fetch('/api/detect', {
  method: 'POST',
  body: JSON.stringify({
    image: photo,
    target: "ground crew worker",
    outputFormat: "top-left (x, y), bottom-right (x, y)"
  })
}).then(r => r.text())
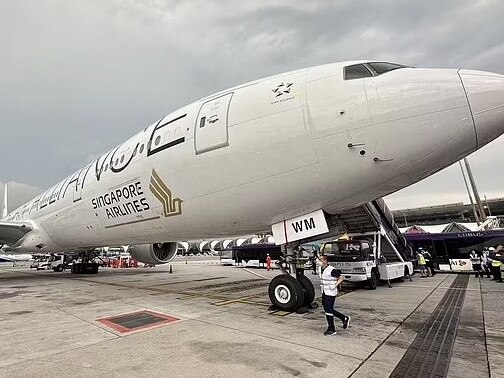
top-left (417, 251), bottom-right (427, 277)
top-left (266, 254), bottom-right (272, 271)
top-left (482, 249), bottom-right (492, 278)
top-left (424, 250), bottom-right (436, 276)
top-left (470, 250), bottom-right (483, 278)
top-left (318, 255), bottom-right (350, 336)
top-left (491, 254), bottom-right (503, 282)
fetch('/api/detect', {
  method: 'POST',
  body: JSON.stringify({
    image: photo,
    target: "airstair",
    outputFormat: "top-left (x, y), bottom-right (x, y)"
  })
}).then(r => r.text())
top-left (335, 199), bottom-right (414, 262)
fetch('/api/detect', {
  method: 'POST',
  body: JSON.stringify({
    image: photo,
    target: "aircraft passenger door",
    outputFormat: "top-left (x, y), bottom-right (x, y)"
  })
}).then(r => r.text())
top-left (73, 166), bottom-right (88, 202)
top-left (194, 93), bottom-right (233, 154)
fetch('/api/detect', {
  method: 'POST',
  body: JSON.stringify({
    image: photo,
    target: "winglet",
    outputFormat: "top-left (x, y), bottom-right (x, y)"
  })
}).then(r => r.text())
top-left (2, 182), bottom-right (8, 218)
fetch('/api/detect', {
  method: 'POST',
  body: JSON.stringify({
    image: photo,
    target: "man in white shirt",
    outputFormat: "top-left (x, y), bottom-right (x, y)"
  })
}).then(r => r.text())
top-left (318, 255), bottom-right (351, 336)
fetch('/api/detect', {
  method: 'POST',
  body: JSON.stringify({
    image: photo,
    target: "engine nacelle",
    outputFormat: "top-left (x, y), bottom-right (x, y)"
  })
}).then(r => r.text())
top-left (128, 242), bottom-right (178, 265)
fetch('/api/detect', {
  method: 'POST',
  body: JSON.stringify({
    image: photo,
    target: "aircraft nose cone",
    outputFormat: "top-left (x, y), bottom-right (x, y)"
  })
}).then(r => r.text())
top-left (459, 69), bottom-right (504, 149)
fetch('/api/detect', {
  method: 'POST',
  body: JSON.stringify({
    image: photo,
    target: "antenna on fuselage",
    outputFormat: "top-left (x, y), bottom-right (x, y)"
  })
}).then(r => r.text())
top-left (2, 182), bottom-right (8, 218)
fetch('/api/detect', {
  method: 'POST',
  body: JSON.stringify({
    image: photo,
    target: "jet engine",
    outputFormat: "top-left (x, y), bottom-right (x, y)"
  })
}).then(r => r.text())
top-left (128, 242), bottom-right (178, 265)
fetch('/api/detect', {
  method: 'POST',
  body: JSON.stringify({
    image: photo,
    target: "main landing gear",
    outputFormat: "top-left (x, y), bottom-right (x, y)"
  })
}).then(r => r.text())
top-left (71, 250), bottom-right (101, 274)
top-left (268, 242), bottom-right (317, 312)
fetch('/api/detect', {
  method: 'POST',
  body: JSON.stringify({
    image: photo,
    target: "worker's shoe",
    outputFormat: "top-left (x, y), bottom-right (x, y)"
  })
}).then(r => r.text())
top-left (342, 316), bottom-right (351, 330)
top-left (324, 329), bottom-right (337, 336)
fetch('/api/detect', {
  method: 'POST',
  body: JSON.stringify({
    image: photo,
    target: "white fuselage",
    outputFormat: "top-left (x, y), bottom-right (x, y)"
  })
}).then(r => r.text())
top-left (3, 61), bottom-right (504, 252)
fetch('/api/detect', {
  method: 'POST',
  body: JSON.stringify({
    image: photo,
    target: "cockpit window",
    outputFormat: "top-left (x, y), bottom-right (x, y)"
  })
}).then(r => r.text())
top-left (344, 64), bottom-right (373, 80)
top-left (366, 62), bottom-right (407, 75)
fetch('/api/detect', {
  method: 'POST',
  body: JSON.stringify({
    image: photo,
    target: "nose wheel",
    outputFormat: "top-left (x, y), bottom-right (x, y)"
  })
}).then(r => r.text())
top-left (268, 275), bottom-right (305, 311)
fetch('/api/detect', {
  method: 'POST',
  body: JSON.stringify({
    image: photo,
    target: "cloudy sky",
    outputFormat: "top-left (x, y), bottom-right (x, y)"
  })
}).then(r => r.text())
top-left (1, 0), bottom-right (504, 212)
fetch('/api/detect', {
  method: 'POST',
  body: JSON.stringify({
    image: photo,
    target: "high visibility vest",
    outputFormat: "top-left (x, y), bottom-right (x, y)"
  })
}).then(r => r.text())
top-left (492, 260), bottom-right (502, 268)
top-left (320, 265), bottom-right (338, 296)
top-left (470, 253), bottom-right (480, 264)
top-left (418, 254), bottom-right (426, 265)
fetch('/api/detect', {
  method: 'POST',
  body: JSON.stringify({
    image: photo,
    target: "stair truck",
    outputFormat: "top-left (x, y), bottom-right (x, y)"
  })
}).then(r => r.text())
top-left (321, 228), bottom-right (414, 289)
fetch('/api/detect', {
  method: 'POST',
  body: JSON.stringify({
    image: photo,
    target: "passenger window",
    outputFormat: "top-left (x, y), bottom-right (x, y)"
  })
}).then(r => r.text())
top-left (367, 62), bottom-right (407, 75)
top-left (139, 144), bottom-right (144, 154)
top-left (344, 64), bottom-right (373, 80)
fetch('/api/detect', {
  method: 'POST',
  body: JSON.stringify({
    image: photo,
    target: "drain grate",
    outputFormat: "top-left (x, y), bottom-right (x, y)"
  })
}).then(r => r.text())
top-left (390, 274), bottom-right (469, 378)
top-left (97, 309), bottom-right (179, 334)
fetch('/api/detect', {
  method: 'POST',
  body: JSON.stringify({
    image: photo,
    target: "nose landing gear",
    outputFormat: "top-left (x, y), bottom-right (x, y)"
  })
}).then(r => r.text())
top-left (268, 243), bottom-right (317, 312)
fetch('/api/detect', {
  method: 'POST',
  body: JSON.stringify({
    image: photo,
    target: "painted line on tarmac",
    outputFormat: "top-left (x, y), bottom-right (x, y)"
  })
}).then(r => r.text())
top-left (241, 268), bottom-right (268, 279)
top-left (269, 310), bottom-right (292, 317)
top-left (212, 294), bottom-right (263, 306)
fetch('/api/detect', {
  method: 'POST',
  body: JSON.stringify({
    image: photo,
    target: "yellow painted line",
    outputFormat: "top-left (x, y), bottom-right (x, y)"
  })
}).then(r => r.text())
top-left (212, 295), bottom-right (259, 306)
top-left (270, 310), bottom-right (292, 317)
top-left (176, 294), bottom-right (201, 300)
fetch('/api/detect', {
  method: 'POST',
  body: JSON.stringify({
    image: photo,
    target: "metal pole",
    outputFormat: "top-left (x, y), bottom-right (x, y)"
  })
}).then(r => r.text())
top-left (463, 158), bottom-right (487, 223)
top-left (484, 195), bottom-right (492, 216)
top-left (459, 161), bottom-right (480, 225)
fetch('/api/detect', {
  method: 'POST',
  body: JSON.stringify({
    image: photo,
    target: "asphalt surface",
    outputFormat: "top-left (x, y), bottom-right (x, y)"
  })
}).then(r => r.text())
top-left (0, 259), bottom-right (502, 377)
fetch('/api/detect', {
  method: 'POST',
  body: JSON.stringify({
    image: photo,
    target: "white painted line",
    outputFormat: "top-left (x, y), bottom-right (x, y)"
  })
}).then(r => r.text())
top-left (242, 268), bottom-right (268, 280)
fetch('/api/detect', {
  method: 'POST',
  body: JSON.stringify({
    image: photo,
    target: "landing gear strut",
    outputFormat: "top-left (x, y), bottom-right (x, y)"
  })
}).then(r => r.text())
top-left (71, 250), bottom-right (101, 274)
top-left (268, 242), bottom-right (317, 312)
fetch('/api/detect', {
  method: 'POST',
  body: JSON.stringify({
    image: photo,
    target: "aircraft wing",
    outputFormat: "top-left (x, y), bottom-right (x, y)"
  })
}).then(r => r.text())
top-left (0, 221), bottom-right (32, 245)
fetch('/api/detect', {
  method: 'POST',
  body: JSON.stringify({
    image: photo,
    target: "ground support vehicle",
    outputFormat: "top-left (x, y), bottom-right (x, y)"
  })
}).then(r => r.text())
top-left (47, 254), bottom-right (74, 272)
top-left (322, 230), bottom-right (413, 289)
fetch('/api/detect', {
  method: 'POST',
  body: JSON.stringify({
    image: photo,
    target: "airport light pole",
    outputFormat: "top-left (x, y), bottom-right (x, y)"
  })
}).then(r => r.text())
top-left (463, 158), bottom-right (487, 224)
top-left (459, 161), bottom-right (480, 225)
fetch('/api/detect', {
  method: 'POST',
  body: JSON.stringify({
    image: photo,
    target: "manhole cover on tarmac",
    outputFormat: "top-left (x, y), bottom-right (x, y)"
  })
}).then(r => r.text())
top-left (97, 310), bottom-right (179, 334)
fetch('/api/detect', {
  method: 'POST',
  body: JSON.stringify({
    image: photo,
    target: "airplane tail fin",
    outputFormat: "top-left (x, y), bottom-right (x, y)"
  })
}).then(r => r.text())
top-left (2, 182), bottom-right (7, 218)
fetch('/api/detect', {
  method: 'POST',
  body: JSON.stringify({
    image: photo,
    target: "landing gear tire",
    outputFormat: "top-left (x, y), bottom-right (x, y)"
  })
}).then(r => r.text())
top-left (368, 270), bottom-right (378, 290)
top-left (268, 275), bottom-right (305, 312)
top-left (297, 275), bottom-right (315, 307)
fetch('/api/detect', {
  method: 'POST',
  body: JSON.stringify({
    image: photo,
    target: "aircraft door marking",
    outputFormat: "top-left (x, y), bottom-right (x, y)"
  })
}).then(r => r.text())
top-left (194, 92), bottom-right (233, 154)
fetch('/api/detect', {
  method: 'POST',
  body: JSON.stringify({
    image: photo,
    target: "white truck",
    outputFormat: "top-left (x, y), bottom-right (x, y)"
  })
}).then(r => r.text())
top-left (321, 231), bottom-right (413, 289)
top-left (47, 254), bottom-right (74, 272)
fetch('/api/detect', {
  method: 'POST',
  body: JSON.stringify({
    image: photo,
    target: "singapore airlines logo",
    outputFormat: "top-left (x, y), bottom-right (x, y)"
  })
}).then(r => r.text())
top-left (149, 169), bottom-right (182, 217)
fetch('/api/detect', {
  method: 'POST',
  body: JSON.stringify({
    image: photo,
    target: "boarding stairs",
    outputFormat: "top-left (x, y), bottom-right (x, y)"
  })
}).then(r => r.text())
top-left (335, 199), bottom-right (413, 263)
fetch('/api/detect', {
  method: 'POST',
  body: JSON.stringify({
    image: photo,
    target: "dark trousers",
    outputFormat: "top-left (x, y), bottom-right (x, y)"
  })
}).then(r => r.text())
top-left (322, 293), bottom-right (346, 331)
top-left (483, 263), bottom-right (492, 278)
top-left (426, 261), bottom-right (436, 276)
top-left (492, 266), bottom-right (502, 282)
top-left (472, 263), bottom-right (483, 278)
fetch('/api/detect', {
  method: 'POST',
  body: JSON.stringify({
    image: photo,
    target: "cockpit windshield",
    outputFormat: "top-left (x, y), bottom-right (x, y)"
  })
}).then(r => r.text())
top-left (344, 62), bottom-right (409, 80)
top-left (366, 62), bottom-right (408, 75)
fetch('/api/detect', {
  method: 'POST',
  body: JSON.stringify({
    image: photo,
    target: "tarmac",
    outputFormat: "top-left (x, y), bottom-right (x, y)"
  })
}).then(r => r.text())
top-left (0, 257), bottom-right (503, 378)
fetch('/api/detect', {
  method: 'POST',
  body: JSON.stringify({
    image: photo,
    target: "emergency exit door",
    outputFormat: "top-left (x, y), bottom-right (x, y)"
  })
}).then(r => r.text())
top-left (194, 92), bottom-right (233, 154)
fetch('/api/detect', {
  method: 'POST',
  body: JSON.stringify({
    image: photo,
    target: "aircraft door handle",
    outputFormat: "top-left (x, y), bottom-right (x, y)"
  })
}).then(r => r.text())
top-left (348, 143), bottom-right (365, 148)
top-left (373, 157), bottom-right (394, 162)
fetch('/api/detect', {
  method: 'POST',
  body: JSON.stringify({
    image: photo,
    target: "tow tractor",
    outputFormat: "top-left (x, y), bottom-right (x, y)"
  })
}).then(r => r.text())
top-left (321, 231), bottom-right (413, 289)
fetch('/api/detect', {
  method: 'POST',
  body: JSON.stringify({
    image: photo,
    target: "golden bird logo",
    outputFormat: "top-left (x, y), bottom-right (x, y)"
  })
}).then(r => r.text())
top-left (149, 169), bottom-right (182, 217)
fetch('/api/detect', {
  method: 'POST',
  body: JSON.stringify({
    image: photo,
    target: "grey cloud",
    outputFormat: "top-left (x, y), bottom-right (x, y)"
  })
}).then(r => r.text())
top-left (1, 0), bottom-right (504, 210)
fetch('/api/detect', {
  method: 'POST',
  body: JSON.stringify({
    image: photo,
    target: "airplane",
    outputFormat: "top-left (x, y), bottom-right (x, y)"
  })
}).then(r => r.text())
top-left (1, 60), bottom-right (503, 311)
